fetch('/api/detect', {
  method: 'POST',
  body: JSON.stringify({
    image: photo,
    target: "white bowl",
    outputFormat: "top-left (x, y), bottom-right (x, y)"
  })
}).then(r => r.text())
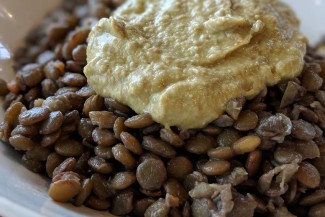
top-left (0, 0), bottom-right (325, 216)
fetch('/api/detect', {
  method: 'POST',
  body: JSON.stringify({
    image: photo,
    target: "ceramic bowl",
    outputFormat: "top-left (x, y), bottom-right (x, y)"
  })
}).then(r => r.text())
top-left (0, 0), bottom-right (324, 216)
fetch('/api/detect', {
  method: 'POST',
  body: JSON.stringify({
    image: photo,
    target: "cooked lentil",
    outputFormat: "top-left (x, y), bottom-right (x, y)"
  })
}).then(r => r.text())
top-left (0, 1), bottom-right (325, 216)
top-left (74, 178), bottom-right (93, 206)
top-left (120, 131), bottom-right (143, 155)
top-left (92, 127), bottom-right (117, 146)
top-left (88, 156), bottom-right (113, 174)
top-left (52, 157), bottom-right (76, 178)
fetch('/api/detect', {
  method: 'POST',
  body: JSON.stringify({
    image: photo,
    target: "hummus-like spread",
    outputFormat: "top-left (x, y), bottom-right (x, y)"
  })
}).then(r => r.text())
top-left (85, 0), bottom-right (306, 129)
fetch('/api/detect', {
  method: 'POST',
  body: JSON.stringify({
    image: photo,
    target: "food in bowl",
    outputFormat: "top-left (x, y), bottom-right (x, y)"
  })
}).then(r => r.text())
top-left (0, 0), bottom-right (325, 216)
top-left (85, 0), bottom-right (306, 129)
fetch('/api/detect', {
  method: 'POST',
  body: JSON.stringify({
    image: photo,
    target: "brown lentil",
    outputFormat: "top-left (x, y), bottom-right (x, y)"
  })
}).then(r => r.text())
top-left (46, 153), bottom-right (65, 178)
top-left (40, 111), bottom-right (64, 135)
top-left (167, 156), bottom-right (194, 181)
top-left (72, 44), bottom-right (87, 64)
top-left (207, 147), bottom-right (234, 160)
top-left (183, 172), bottom-right (208, 192)
top-left (41, 78), bottom-right (58, 98)
top-left (44, 60), bottom-right (65, 80)
top-left (319, 145), bottom-right (325, 156)
top-left (54, 139), bottom-right (83, 157)
top-left (22, 155), bottom-right (44, 173)
top-left (296, 162), bottom-right (321, 189)
top-left (217, 129), bottom-right (242, 147)
top-left (296, 140), bottom-right (320, 160)
top-left (172, 208), bottom-right (185, 217)
top-left (164, 179), bottom-right (189, 205)
top-left (48, 171), bottom-right (81, 203)
top-left (144, 198), bottom-right (170, 217)
top-left (0, 79), bottom-right (9, 96)
top-left (280, 81), bottom-right (304, 108)
top-left (232, 135), bottom-right (261, 155)
top-left (185, 133), bottom-right (215, 155)
top-left (120, 131), bottom-right (143, 155)
top-left (113, 117), bottom-right (127, 139)
top-left (201, 125), bottom-right (222, 136)
top-left (11, 124), bottom-right (39, 137)
top-left (0, 122), bottom-right (11, 143)
top-left (92, 128), bottom-right (117, 147)
top-left (316, 90), bottom-right (325, 106)
top-left (52, 157), bottom-right (76, 178)
top-left (2, 93), bottom-right (22, 111)
top-left (245, 149), bottom-right (262, 177)
top-left (91, 173), bottom-right (116, 199)
top-left (65, 60), bottom-right (83, 73)
top-left (61, 73), bottom-right (87, 87)
top-left (55, 87), bottom-right (79, 96)
top-left (300, 190), bottom-right (325, 206)
top-left (234, 110), bottom-right (259, 131)
top-left (302, 71), bottom-right (323, 92)
top-left (194, 158), bottom-right (209, 172)
top-left (89, 111), bottom-right (117, 129)
top-left (23, 87), bottom-right (41, 104)
top-left (25, 146), bottom-right (51, 161)
top-left (160, 128), bottom-right (184, 147)
top-left (136, 158), bottom-right (167, 191)
top-left (41, 130), bottom-right (61, 147)
top-left (201, 160), bottom-right (231, 176)
top-left (112, 144), bottom-right (137, 169)
top-left (142, 123), bottom-right (162, 135)
top-left (42, 93), bottom-right (78, 113)
top-left (301, 107), bottom-right (319, 123)
top-left (104, 97), bottom-right (131, 113)
top-left (82, 95), bottom-right (104, 117)
top-left (291, 119), bottom-right (316, 140)
top-left (17, 64), bottom-right (44, 87)
top-left (308, 203), bottom-right (325, 217)
top-left (61, 27), bottom-right (90, 60)
top-left (94, 146), bottom-right (114, 159)
top-left (86, 196), bottom-right (111, 210)
top-left (139, 188), bottom-right (163, 198)
top-left (47, 23), bottom-right (69, 44)
top-left (213, 114), bottom-right (234, 127)
top-left (78, 118), bottom-right (96, 140)
top-left (88, 156), bottom-right (113, 174)
top-left (124, 113), bottom-right (154, 129)
top-left (111, 171), bottom-right (136, 190)
top-left (74, 178), bottom-right (93, 206)
top-left (134, 198), bottom-right (156, 217)
top-left (18, 107), bottom-right (50, 125)
top-left (76, 85), bottom-right (95, 98)
top-left (4, 102), bottom-right (25, 126)
top-left (74, 151), bottom-right (91, 175)
top-left (313, 156), bottom-right (325, 176)
top-left (142, 136), bottom-right (176, 158)
top-left (9, 134), bottom-right (37, 151)
top-left (111, 189), bottom-right (134, 216)
top-left (274, 147), bottom-right (302, 164)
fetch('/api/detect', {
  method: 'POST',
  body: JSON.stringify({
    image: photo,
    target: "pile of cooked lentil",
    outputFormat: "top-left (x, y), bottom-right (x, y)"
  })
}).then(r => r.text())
top-left (1, 0), bottom-right (325, 216)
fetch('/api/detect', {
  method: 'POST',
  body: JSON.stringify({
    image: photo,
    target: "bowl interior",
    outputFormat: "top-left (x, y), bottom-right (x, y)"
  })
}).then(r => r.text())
top-left (0, 0), bottom-right (325, 216)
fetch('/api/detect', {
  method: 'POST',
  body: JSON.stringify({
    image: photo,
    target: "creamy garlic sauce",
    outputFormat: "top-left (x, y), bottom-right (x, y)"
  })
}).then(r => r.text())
top-left (85, 0), bottom-right (306, 129)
